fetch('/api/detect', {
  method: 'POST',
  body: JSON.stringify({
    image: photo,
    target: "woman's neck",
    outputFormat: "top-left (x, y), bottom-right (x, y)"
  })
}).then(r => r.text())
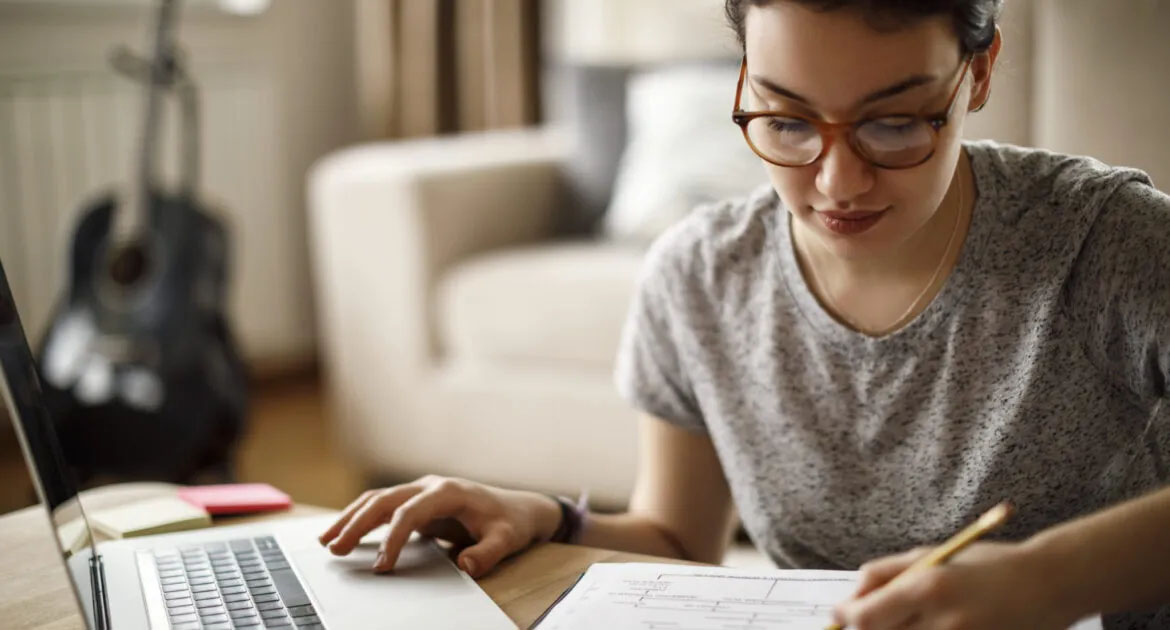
top-left (793, 150), bottom-right (974, 336)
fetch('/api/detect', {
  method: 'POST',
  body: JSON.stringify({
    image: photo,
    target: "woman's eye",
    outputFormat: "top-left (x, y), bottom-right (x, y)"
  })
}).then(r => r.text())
top-left (866, 116), bottom-right (920, 134)
top-left (766, 117), bottom-right (813, 134)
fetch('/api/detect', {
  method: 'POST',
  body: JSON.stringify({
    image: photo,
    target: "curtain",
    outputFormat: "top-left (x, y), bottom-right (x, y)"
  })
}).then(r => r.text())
top-left (354, 0), bottom-right (542, 139)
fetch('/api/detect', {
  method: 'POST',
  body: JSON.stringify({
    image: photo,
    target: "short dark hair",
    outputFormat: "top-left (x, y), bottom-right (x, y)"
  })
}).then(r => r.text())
top-left (724, 0), bottom-right (1002, 55)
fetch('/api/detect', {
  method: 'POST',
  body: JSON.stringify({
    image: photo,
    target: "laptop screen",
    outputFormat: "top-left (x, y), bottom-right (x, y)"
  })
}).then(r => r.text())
top-left (0, 259), bottom-right (101, 628)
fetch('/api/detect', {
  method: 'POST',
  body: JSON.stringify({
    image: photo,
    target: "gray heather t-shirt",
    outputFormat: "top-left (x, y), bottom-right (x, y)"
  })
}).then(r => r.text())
top-left (615, 140), bottom-right (1170, 629)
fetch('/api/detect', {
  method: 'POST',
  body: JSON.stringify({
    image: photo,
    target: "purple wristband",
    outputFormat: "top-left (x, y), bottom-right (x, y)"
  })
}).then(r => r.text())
top-left (547, 492), bottom-right (588, 544)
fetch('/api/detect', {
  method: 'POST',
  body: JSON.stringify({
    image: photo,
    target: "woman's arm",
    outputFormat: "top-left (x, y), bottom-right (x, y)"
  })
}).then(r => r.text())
top-left (572, 413), bottom-right (738, 563)
top-left (1027, 483), bottom-right (1170, 619)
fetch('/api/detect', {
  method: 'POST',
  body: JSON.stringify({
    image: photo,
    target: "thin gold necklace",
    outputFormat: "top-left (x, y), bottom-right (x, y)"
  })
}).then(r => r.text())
top-left (806, 168), bottom-right (965, 336)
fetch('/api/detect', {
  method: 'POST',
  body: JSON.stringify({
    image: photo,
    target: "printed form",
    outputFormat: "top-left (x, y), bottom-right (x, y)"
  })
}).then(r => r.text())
top-left (534, 563), bottom-right (1104, 630)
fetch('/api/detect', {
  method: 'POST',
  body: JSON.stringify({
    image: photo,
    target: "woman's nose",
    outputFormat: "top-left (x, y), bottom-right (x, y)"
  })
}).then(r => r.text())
top-left (815, 139), bottom-right (876, 207)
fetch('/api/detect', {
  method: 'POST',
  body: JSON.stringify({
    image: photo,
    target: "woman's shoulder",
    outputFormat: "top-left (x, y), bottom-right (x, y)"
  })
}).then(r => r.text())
top-left (965, 140), bottom-right (1153, 227)
top-left (640, 182), bottom-right (780, 287)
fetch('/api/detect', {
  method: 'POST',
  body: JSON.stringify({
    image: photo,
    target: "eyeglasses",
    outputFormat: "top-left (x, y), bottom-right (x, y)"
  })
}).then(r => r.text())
top-left (731, 55), bottom-right (972, 169)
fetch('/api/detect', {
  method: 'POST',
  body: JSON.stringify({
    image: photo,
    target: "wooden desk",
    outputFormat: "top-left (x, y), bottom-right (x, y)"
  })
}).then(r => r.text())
top-left (0, 484), bottom-right (693, 630)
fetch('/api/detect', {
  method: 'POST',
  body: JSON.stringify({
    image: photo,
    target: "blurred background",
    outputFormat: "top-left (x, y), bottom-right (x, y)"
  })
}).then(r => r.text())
top-left (1, 0), bottom-right (1168, 566)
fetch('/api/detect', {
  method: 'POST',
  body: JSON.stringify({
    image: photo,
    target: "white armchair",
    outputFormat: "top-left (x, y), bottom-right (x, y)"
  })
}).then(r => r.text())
top-left (307, 128), bottom-right (644, 506)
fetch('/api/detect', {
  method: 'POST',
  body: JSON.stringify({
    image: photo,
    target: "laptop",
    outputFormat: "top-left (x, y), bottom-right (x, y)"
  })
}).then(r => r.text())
top-left (0, 258), bottom-right (517, 630)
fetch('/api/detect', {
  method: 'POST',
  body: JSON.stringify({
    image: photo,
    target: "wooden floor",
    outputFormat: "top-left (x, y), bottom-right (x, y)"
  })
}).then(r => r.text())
top-left (0, 372), bottom-right (366, 515)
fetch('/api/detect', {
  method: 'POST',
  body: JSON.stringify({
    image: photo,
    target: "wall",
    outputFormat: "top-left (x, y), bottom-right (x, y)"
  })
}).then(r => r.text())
top-left (0, 0), bottom-right (359, 373)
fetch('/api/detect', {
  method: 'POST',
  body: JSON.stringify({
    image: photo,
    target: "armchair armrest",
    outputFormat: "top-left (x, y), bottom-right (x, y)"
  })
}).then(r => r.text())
top-left (306, 128), bottom-right (569, 467)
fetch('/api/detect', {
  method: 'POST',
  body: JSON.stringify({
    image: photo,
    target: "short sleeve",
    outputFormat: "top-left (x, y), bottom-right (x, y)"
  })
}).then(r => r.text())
top-left (1065, 179), bottom-right (1170, 405)
top-left (614, 229), bottom-right (706, 432)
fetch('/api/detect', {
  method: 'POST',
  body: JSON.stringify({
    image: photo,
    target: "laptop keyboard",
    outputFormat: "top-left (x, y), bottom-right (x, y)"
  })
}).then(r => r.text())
top-left (151, 536), bottom-right (323, 630)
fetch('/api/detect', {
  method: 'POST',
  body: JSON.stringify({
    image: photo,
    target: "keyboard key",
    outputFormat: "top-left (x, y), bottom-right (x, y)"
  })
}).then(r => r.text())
top-left (293, 617), bottom-right (320, 627)
top-left (158, 568), bottom-right (185, 578)
top-left (235, 621), bottom-right (263, 629)
top-left (224, 593), bottom-right (250, 603)
top-left (253, 593), bottom-right (280, 604)
top-left (231, 540), bottom-right (253, 552)
top-left (204, 542), bottom-right (228, 552)
top-left (264, 617), bottom-right (293, 628)
top-left (170, 613), bottom-right (199, 624)
top-left (265, 562), bottom-right (290, 571)
top-left (219, 578), bottom-right (245, 588)
top-left (268, 569), bottom-right (310, 608)
top-left (166, 598), bottom-right (194, 608)
top-left (204, 623), bottom-right (232, 630)
top-left (201, 613), bottom-right (230, 624)
top-left (200, 606), bottom-right (229, 616)
top-left (190, 576), bottom-right (215, 585)
top-left (234, 609), bottom-right (265, 620)
top-left (192, 583), bottom-right (219, 593)
top-left (222, 585), bottom-right (247, 595)
top-left (165, 590), bottom-right (192, 600)
top-left (161, 576), bottom-right (186, 586)
top-left (168, 606), bottom-right (197, 617)
top-left (172, 623), bottom-right (201, 630)
top-left (195, 591), bottom-right (222, 601)
top-left (254, 536), bottom-right (278, 550)
top-left (250, 587), bottom-right (276, 596)
top-left (257, 601), bottom-right (283, 611)
top-left (286, 606), bottom-right (315, 618)
top-left (228, 601), bottom-right (255, 611)
top-left (197, 598), bottom-right (225, 609)
top-left (162, 583), bottom-right (189, 593)
top-left (261, 609), bottom-right (289, 620)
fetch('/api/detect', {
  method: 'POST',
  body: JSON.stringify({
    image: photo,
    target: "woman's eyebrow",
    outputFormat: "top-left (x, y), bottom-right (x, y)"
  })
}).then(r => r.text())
top-left (749, 72), bottom-right (940, 107)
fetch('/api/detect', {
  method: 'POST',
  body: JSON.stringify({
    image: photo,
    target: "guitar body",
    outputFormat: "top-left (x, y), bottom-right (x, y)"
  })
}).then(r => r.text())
top-left (38, 191), bottom-right (248, 483)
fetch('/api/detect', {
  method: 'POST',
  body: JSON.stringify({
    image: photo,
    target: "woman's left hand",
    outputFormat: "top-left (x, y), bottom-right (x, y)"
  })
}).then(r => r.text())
top-left (832, 541), bottom-right (1080, 630)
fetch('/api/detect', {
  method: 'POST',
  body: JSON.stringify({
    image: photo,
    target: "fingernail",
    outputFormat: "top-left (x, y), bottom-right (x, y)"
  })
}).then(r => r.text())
top-left (374, 552), bottom-right (386, 571)
top-left (460, 557), bottom-right (477, 575)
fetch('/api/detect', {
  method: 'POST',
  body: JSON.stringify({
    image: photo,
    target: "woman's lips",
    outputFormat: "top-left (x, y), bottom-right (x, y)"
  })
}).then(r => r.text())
top-left (816, 207), bottom-right (889, 235)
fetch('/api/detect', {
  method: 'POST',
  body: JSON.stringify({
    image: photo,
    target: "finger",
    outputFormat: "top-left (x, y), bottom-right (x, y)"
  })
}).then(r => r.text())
top-left (834, 577), bottom-right (923, 630)
top-left (374, 488), bottom-right (465, 573)
top-left (319, 489), bottom-right (376, 546)
top-left (853, 547), bottom-right (933, 597)
top-left (455, 525), bottom-right (519, 578)
top-left (330, 485), bottom-right (424, 556)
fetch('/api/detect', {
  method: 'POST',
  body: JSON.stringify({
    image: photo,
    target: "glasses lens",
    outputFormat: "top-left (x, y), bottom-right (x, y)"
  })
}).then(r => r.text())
top-left (745, 116), bottom-right (822, 166)
top-left (854, 116), bottom-right (935, 167)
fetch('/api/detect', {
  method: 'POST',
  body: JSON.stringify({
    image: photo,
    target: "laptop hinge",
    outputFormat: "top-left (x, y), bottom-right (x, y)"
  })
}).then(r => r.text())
top-left (89, 554), bottom-right (112, 630)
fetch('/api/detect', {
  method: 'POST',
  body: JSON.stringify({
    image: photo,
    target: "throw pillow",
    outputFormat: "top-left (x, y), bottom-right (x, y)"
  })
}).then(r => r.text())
top-left (603, 62), bottom-right (769, 243)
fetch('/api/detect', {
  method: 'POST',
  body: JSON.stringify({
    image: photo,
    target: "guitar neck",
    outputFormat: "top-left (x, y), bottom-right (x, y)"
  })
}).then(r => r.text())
top-left (113, 0), bottom-right (181, 246)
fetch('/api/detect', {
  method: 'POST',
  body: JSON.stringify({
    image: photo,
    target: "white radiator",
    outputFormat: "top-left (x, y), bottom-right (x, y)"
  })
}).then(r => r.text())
top-left (0, 64), bottom-right (303, 363)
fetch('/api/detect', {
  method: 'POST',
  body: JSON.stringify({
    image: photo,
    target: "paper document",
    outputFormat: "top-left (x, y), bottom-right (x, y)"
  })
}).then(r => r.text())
top-left (534, 562), bottom-right (1103, 630)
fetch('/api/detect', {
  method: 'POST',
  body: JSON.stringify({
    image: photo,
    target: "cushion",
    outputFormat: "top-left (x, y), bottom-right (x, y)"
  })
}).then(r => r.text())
top-left (436, 242), bottom-right (645, 368)
top-left (603, 62), bottom-right (769, 242)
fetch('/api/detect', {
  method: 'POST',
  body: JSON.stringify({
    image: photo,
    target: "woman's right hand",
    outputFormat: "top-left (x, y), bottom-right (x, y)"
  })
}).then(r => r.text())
top-left (317, 475), bottom-right (563, 578)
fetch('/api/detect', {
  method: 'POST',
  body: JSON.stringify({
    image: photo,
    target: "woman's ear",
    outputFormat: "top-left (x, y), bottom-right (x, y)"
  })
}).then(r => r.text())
top-left (968, 26), bottom-right (1002, 112)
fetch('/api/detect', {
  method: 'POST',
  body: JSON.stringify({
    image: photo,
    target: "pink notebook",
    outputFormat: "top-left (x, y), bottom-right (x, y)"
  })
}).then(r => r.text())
top-left (177, 483), bottom-right (292, 515)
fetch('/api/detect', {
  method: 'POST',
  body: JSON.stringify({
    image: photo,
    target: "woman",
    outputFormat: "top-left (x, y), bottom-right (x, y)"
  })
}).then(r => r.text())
top-left (320, 1), bottom-right (1170, 628)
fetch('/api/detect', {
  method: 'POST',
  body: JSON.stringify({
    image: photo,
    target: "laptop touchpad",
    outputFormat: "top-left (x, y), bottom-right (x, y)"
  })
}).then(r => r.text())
top-left (276, 517), bottom-right (515, 629)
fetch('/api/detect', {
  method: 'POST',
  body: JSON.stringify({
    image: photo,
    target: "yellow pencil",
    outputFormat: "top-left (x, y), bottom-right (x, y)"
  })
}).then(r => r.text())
top-left (825, 501), bottom-right (1014, 630)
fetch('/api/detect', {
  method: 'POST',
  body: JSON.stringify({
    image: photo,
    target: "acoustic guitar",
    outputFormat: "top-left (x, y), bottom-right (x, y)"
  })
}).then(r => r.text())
top-left (37, 0), bottom-right (248, 484)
